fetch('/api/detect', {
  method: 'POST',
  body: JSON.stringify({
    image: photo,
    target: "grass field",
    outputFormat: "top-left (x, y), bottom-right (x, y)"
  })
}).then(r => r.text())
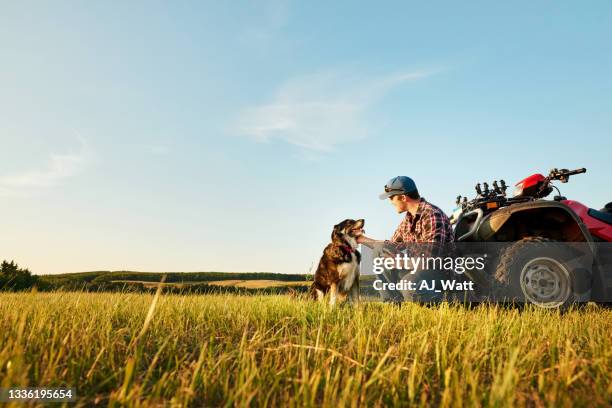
top-left (0, 291), bottom-right (610, 407)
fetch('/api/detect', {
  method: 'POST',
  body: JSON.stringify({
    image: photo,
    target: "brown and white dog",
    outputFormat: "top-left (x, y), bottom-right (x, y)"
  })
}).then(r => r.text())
top-left (310, 219), bottom-right (364, 306)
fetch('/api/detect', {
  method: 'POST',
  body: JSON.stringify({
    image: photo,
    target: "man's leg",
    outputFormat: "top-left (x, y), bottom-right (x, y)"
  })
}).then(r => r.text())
top-left (397, 268), bottom-right (449, 303)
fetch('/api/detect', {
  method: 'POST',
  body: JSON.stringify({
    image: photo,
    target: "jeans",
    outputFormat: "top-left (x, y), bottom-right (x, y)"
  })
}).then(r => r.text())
top-left (378, 267), bottom-right (452, 303)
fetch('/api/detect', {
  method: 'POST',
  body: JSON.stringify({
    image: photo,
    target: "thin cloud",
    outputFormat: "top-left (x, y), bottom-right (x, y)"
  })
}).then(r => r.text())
top-left (235, 69), bottom-right (436, 152)
top-left (0, 137), bottom-right (89, 195)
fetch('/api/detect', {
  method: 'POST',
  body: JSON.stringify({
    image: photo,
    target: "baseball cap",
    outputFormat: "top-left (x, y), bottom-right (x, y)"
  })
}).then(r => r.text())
top-left (378, 176), bottom-right (418, 200)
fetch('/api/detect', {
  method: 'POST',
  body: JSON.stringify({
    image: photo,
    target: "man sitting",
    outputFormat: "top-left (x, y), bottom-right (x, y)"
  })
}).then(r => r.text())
top-left (358, 176), bottom-right (455, 302)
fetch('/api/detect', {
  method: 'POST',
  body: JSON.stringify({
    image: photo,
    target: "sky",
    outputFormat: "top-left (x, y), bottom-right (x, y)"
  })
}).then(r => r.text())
top-left (1, 1), bottom-right (611, 275)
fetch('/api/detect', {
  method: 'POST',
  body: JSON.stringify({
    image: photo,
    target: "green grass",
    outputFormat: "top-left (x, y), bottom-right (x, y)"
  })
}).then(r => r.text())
top-left (0, 291), bottom-right (610, 407)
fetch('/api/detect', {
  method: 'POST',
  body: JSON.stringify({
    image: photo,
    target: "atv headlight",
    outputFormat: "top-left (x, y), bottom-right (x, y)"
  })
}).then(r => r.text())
top-left (513, 182), bottom-right (524, 197)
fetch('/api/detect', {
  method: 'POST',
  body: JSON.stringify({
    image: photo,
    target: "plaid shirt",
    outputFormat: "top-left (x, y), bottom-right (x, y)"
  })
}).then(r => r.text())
top-left (386, 198), bottom-right (455, 256)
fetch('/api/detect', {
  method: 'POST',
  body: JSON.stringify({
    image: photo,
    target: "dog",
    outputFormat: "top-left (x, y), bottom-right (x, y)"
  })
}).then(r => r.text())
top-left (310, 219), bottom-right (364, 306)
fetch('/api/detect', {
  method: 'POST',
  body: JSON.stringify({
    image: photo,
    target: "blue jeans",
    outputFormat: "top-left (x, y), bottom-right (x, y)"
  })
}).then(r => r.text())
top-left (378, 267), bottom-right (451, 303)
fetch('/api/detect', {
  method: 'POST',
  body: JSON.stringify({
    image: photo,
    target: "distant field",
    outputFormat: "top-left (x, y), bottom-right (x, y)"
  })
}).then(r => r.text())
top-left (41, 270), bottom-right (311, 283)
top-left (205, 279), bottom-right (311, 288)
top-left (33, 270), bottom-right (318, 295)
top-left (0, 291), bottom-right (610, 407)
top-left (109, 279), bottom-right (312, 289)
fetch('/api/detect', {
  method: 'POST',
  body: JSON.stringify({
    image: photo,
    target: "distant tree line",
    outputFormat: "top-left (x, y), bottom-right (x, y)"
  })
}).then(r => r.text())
top-left (0, 260), bottom-right (38, 291)
top-left (44, 281), bottom-right (312, 296)
top-left (63, 271), bottom-right (312, 283)
top-left (0, 266), bottom-right (320, 295)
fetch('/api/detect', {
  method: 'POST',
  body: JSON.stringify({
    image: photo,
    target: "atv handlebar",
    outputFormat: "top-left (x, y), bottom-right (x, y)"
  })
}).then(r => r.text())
top-left (453, 167), bottom-right (587, 217)
top-left (547, 167), bottom-right (586, 183)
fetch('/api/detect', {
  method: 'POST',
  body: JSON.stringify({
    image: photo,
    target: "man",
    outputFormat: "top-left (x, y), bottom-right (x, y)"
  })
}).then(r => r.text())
top-left (357, 176), bottom-right (455, 302)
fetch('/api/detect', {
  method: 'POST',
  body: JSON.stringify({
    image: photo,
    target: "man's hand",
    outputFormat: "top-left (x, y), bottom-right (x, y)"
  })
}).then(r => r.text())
top-left (358, 235), bottom-right (400, 258)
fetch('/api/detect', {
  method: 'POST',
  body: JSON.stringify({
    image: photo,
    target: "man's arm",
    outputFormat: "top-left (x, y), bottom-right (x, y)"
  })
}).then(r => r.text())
top-left (418, 210), bottom-right (452, 257)
top-left (356, 235), bottom-right (397, 259)
top-left (356, 235), bottom-right (383, 249)
top-left (357, 217), bottom-right (407, 251)
top-left (420, 210), bottom-right (449, 242)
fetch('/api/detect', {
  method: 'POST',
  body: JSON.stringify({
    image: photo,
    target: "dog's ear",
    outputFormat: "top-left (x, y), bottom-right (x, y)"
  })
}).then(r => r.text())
top-left (331, 226), bottom-right (340, 241)
top-left (331, 221), bottom-right (344, 241)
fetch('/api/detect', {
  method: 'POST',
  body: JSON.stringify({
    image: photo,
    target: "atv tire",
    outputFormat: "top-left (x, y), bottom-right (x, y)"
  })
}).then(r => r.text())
top-left (494, 237), bottom-right (590, 309)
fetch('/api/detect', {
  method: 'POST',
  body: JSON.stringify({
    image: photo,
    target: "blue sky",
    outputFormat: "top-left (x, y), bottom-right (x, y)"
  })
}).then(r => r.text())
top-left (1, 1), bottom-right (611, 274)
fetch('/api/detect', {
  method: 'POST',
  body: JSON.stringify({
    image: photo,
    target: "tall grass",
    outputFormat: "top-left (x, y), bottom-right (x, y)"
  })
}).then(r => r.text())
top-left (0, 292), bottom-right (610, 407)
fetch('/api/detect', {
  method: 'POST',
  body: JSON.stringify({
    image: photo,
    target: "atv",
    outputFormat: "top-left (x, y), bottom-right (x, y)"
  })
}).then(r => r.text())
top-left (450, 167), bottom-right (612, 309)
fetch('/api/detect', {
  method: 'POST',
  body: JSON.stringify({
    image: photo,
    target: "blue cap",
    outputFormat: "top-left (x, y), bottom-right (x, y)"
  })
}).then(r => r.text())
top-left (379, 176), bottom-right (418, 200)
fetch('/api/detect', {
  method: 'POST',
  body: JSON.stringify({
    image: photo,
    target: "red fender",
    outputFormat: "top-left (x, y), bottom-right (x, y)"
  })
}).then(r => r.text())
top-left (563, 200), bottom-right (612, 242)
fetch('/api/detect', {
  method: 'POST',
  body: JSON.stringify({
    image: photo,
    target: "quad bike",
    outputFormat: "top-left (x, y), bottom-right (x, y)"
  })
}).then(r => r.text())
top-left (450, 167), bottom-right (612, 309)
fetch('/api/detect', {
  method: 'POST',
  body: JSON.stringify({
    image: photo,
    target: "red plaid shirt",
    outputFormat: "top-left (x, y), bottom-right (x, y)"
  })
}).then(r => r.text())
top-left (386, 198), bottom-right (454, 254)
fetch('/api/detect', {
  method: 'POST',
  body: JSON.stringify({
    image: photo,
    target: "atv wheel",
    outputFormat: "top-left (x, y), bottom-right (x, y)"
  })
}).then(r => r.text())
top-left (494, 237), bottom-right (588, 309)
